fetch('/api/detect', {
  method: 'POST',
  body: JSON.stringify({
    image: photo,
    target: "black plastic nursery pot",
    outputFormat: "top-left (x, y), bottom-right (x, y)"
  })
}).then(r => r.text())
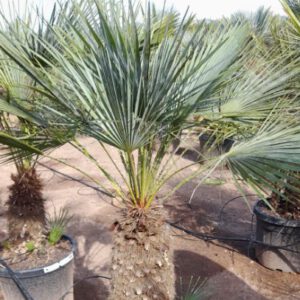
top-left (254, 200), bottom-right (300, 273)
top-left (0, 235), bottom-right (75, 300)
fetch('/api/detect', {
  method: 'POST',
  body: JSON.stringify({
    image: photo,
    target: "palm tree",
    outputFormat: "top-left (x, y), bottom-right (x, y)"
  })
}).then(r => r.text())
top-left (0, 1), bottom-right (250, 297)
top-left (193, 9), bottom-right (300, 216)
top-left (0, 58), bottom-right (47, 241)
top-left (0, 1), bottom-right (79, 243)
top-left (0, 0), bottom-right (300, 298)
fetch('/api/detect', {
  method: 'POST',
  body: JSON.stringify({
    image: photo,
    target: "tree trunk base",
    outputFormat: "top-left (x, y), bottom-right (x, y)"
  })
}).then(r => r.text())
top-left (109, 206), bottom-right (175, 300)
top-left (7, 167), bottom-right (46, 242)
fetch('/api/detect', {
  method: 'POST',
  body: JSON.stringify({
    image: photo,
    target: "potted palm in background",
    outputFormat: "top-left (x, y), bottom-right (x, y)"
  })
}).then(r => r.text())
top-left (247, 0), bottom-right (300, 273)
top-left (0, 60), bottom-right (76, 300)
top-left (192, 0), bottom-right (300, 272)
top-left (0, 0), bottom-right (300, 298)
top-left (0, 3), bottom-right (80, 299)
top-left (214, 0), bottom-right (300, 273)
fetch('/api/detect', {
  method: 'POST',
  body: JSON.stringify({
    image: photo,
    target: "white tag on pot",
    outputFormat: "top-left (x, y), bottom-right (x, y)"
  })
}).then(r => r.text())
top-left (44, 263), bottom-right (60, 274)
top-left (59, 253), bottom-right (74, 267)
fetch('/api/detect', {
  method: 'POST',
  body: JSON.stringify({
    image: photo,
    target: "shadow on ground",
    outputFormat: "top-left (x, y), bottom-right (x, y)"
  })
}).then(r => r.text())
top-left (165, 178), bottom-right (256, 257)
top-left (67, 216), bottom-right (112, 300)
top-left (175, 250), bottom-right (268, 300)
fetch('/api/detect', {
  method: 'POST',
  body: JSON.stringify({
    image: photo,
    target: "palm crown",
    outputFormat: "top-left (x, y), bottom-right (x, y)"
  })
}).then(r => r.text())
top-left (0, 0), bottom-right (299, 210)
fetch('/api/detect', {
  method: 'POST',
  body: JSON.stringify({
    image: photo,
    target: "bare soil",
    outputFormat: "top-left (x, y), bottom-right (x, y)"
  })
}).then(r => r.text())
top-left (0, 137), bottom-right (299, 300)
top-left (269, 196), bottom-right (300, 220)
top-left (0, 239), bottom-right (71, 271)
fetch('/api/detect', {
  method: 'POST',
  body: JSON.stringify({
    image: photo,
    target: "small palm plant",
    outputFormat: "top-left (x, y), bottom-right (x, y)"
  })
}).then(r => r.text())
top-left (0, 54), bottom-right (46, 242)
top-left (180, 277), bottom-right (209, 300)
top-left (1, 0), bottom-right (300, 298)
top-left (0, 2), bottom-right (77, 244)
top-left (47, 207), bottom-right (72, 245)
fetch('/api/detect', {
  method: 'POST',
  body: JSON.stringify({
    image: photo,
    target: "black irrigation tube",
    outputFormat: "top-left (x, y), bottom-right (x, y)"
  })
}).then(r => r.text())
top-left (218, 194), bottom-right (258, 222)
top-left (0, 258), bottom-right (33, 300)
top-left (37, 162), bottom-right (114, 198)
top-left (168, 222), bottom-right (300, 254)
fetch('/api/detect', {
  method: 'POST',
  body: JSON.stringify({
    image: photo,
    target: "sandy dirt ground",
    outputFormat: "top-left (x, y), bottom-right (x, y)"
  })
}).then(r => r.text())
top-left (0, 137), bottom-right (300, 300)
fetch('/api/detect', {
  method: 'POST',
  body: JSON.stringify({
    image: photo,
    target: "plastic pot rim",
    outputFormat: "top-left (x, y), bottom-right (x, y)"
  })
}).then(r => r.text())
top-left (0, 235), bottom-right (76, 279)
top-left (254, 200), bottom-right (300, 228)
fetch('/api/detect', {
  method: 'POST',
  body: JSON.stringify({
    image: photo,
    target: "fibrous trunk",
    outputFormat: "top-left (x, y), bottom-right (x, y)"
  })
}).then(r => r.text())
top-left (7, 167), bottom-right (46, 242)
top-left (109, 206), bottom-right (175, 300)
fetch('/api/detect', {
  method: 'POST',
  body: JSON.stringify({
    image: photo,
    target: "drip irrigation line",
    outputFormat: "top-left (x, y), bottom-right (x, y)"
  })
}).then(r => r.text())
top-left (247, 214), bottom-right (256, 257)
top-left (218, 194), bottom-right (257, 222)
top-left (37, 162), bottom-right (114, 198)
top-left (168, 221), bottom-right (249, 242)
top-left (0, 258), bottom-right (33, 300)
top-left (167, 222), bottom-right (300, 254)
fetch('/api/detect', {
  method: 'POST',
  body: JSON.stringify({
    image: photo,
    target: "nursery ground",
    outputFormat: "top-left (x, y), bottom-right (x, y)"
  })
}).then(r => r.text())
top-left (0, 137), bottom-right (300, 300)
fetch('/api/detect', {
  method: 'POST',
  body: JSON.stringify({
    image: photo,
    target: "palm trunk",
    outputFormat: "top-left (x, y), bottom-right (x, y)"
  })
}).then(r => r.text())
top-left (109, 206), bottom-right (175, 300)
top-left (7, 167), bottom-right (46, 242)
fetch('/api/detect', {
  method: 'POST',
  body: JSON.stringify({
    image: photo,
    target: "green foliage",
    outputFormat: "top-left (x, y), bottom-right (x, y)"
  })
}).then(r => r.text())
top-left (180, 276), bottom-right (209, 300)
top-left (1, 240), bottom-right (11, 250)
top-left (0, 0), bottom-right (299, 213)
top-left (25, 241), bottom-right (35, 252)
top-left (203, 178), bottom-right (226, 186)
top-left (0, 132), bottom-right (42, 154)
top-left (47, 208), bottom-right (72, 245)
top-left (281, 0), bottom-right (300, 33)
top-left (48, 227), bottom-right (64, 246)
top-left (0, 0), bottom-right (251, 208)
top-left (224, 113), bottom-right (300, 206)
top-left (0, 0), bottom-right (78, 171)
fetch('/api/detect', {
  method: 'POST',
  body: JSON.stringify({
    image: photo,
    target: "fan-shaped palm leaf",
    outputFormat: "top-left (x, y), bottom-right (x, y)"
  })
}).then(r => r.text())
top-left (0, 0), bottom-right (250, 206)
